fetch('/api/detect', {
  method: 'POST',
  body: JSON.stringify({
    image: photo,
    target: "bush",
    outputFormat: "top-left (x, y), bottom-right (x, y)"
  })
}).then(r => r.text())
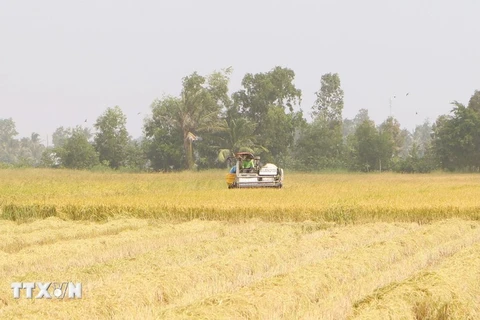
top-left (392, 156), bottom-right (437, 173)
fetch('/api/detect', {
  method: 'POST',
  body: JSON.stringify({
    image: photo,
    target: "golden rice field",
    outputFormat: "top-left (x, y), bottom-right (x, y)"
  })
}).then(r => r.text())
top-left (1, 169), bottom-right (480, 319)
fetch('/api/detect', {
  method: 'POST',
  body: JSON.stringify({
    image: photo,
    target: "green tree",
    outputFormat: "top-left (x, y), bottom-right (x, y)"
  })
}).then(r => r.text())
top-left (16, 133), bottom-right (45, 166)
top-left (124, 139), bottom-right (147, 171)
top-left (353, 109), bottom-right (370, 127)
top-left (353, 119), bottom-right (379, 171)
top-left (234, 66), bottom-right (301, 124)
top-left (350, 119), bottom-right (392, 171)
top-left (433, 99), bottom-right (480, 171)
top-left (312, 73), bottom-right (344, 124)
top-left (294, 119), bottom-right (344, 170)
top-left (376, 116), bottom-right (404, 170)
top-left (297, 73), bottom-right (345, 168)
top-left (468, 90), bottom-right (480, 113)
top-left (61, 127), bottom-right (99, 169)
top-left (343, 109), bottom-right (370, 152)
top-left (216, 106), bottom-right (258, 163)
top-left (379, 117), bottom-right (403, 158)
top-left (94, 106), bottom-right (130, 169)
top-left (146, 69), bottom-right (231, 170)
top-left (412, 120), bottom-right (433, 158)
top-left (52, 126), bottom-right (72, 148)
top-left (144, 96), bottom-right (184, 171)
top-left (0, 118), bottom-right (18, 163)
top-left (233, 66), bottom-right (303, 163)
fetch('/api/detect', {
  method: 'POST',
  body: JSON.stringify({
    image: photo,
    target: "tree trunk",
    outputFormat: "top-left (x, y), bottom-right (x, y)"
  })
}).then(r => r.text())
top-left (184, 131), bottom-right (194, 170)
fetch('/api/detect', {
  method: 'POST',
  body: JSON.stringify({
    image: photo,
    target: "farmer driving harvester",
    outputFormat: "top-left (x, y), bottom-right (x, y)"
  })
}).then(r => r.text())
top-left (229, 153), bottom-right (255, 173)
top-left (241, 154), bottom-right (254, 172)
top-left (225, 152), bottom-right (283, 188)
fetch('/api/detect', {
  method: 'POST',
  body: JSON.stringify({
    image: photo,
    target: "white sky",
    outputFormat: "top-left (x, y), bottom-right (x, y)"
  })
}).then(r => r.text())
top-left (1, 0), bottom-right (479, 142)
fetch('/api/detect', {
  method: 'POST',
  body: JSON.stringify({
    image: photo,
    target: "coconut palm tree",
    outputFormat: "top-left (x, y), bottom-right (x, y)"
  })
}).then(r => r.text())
top-left (217, 107), bottom-right (268, 164)
top-left (148, 69), bottom-right (231, 170)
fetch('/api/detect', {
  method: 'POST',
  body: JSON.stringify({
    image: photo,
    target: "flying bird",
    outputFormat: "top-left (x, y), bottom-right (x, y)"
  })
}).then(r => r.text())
top-left (137, 112), bottom-right (141, 115)
top-left (84, 119), bottom-right (87, 123)
top-left (406, 92), bottom-right (410, 96)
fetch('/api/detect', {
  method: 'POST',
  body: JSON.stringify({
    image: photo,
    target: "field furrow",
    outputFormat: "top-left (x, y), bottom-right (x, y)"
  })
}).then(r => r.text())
top-left (160, 219), bottom-right (480, 320)
top-left (2, 171), bottom-right (480, 319)
top-left (350, 243), bottom-right (480, 319)
top-left (74, 221), bottom-right (417, 313)
top-left (0, 219), bottom-right (420, 319)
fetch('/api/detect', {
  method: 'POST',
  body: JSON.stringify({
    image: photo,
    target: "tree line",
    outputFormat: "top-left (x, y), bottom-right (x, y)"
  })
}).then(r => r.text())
top-left (1, 66), bottom-right (480, 173)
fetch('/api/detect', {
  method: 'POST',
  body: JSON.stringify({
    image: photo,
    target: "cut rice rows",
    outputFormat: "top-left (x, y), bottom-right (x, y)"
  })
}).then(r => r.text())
top-left (1, 218), bottom-right (479, 319)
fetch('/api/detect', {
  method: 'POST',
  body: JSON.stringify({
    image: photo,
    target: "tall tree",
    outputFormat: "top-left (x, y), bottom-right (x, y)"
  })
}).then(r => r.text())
top-left (296, 73), bottom-right (344, 169)
top-left (0, 118), bottom-right (18, 163)
top-left (468, 90), bottom-right (480, 113)
top-left (217, 107), bottom-right (258, 163)
top-left (16, 133), bottom-right (45, 166)
top-left (146, 69), bottom-right (231, 170)
top-left (233, 66), bottom-right (303, 163)
top-left (348, 117), bottom-right (392, 171)
top-left (294, 119), bottom-right (344, 170)
top-left (399, 128), bottom-right (413, 158)
top-left (312, 73), bottom-right (344, 124)
top-left (353, 109), bottom-right (370, 128)
top-left (412, 120), bottom-right (433, 158)
top-left (61, 127), bottom-right (99, 169)
top-left (52, 127), bottom-right (72, 148)
top-left (342, 109), bottom-right (371, 142)
top-left (144, 96), bottom-right (184, 171)
top-left (124, 139), bottom-right (147, 171)
top-left (433, 99), bottom-right (480, 171)
top-left (234, 66), bottom-right (301, 125)
top-left (379, 116), bottom-right (403, 158)
top-left (353, 119), bottom-right (379, 171)
top-left (94, 106), bottom-right (130, 169)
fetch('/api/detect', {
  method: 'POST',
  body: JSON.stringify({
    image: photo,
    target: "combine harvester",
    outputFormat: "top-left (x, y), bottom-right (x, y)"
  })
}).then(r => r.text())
top-left (225, 152), bottom-right (284, 189)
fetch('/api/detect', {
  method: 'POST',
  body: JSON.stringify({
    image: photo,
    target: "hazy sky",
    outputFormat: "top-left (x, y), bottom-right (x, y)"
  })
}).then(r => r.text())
top-left (1, 0), bottom-right (479, 142)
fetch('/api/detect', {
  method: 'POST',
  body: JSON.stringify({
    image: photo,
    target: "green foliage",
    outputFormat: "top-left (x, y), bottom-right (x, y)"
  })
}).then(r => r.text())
top-left (124, 139), bottom-right (147, 171)
top-left (294, 73), bottom-right (345, 170)
top-left (392, 142), bottom-right (437, 173)
top-left (0, 118), bottom-right (19, 163)
top-left (262, 106), bottom-right (300, 164)
top-left (346, 119), bottom-right (394, 172)
top-left (312, 73), bottom-right (344, 124)
top-left (379, 117), bottom-right (403, 158)
top-left (2, 67), bottom-right (477, 174)
top-left (40, 148), bottom-right (60, 168)
top-left (412, 121), bottom-right (433, 158)
top-left (216, 106), bottom-right (258, 163)
top-left (145, 69), bottom-right (231, 170)
top-left (353, 120), bottom-right (380, 171)
top-left (467, 90), bottom-right (480, 113)
top-left (94, 106), bottom-right (130, 169)
top-left (52, 126), bottom-right (72, 148)
top-left (0, 118), bottom-right (18, 143)
top-left (144, 96), bottom-right (186, 171)
top-left (61, 127), bottom-right (99, 169)
top-left (432, 94), bottom-right (480, 171)
top-left (294, 119), bottom-right (346, 170)
top-left (233, 66), bottom-right (303, 162)
top-left (233, 66), bottom-right (301, 124)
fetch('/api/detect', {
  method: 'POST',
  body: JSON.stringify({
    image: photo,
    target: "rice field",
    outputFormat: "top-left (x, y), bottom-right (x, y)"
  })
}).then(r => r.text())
top-left (1, 169), bottom-right (480, 319)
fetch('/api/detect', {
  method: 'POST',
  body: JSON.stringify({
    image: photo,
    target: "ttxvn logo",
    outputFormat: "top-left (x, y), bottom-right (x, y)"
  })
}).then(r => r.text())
top-left (11, 282), bottom-right (82, 299)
